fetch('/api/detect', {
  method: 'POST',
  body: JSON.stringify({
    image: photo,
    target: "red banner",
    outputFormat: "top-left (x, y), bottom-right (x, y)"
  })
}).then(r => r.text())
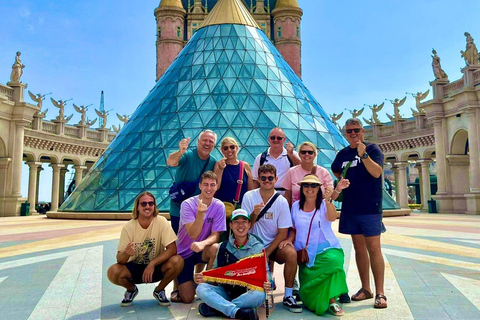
top-left (202, 250), bottom-right (268, 292)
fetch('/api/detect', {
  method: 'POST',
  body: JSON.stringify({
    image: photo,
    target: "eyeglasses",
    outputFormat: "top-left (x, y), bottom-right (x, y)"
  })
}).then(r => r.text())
top-left (260, 176), bottom-right (275, 181)
top-left (140, 201), bottom-right (155, 207)
top-left (302, 183), bottom-right (320, 188)
top-left (300, 150), bottom-right (315, 155)
top-left (345, 128), bottom-right (361, 134)
top-left (269, 136), bottom-right (284, 141)
top-left (222, 145), bottom-right (236, 151)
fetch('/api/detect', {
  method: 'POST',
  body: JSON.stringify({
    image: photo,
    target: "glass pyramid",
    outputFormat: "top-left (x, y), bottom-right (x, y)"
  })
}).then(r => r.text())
top-left (60, 22), bottom-right (394, 212)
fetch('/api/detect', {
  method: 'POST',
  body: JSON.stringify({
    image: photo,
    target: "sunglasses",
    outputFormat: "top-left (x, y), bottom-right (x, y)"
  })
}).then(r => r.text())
top-left (300, 150), bottom-right (315, 155)
top-left (140, 201), bottom-right (155, 207)
top-left (260, 176), bottom-right (275, 181)
top-left (269, 136), bottom-right (284, 141)
top-left (222, 145), bottom-right (236, 151)
top-left (345, 128), bottom-right (361, 134)
top-left (302, 183), bottom-right (320, 188)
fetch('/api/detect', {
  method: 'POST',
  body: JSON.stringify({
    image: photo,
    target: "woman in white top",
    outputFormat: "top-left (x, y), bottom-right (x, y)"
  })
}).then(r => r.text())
top-left (280, 174), bottom-right (349, 316)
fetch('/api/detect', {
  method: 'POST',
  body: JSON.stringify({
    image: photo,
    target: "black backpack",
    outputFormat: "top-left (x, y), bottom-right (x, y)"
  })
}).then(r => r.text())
top-left (259, 149), bottom-right (294, 167)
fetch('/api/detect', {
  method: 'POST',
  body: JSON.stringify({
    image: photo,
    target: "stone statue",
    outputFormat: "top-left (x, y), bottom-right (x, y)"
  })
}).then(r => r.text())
top-left (10, 52), bottom-right (25, 83)
top-left (363, 117), bottom-right (373, 126)
top-left (73, 104), bottom-right (88, 125)
top-left (28, 91), bottom-right (44, 110)
top-left (349, 107), bottom-right (364, 118)
top-left (460, 32), bottom-right (479, 66)
top-left (86, 118), bottom-right (97, 127)
top-left (386, 97), bottom-right (407, 120)
top-left (116, 113), bottom-right (130, 123)
top-left (95, 109), bottom-right (108, 129)
top-left (51, 98), bottom-right (66, 120)
top-left (330, 112), bottom-right (343, 130)
top-left (431, 49), bottom-right (448, 80)
top-left (369, 103), bottom-right (384, 124)
top-left (112, 125), bottom-right (121, 133)
top-left (408, 90), bottom-right (429, 115)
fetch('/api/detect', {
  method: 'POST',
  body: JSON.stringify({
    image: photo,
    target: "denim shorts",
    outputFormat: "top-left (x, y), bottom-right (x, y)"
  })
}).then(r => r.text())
top-left (177, 251), bottom-right (206, 285)
top-left (339, 213), bottom-right (383, 237)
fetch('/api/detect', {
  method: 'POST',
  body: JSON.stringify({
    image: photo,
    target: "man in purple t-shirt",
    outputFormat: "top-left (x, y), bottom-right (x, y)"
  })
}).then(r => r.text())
top-left (174, 171), bottom-right (226, 303)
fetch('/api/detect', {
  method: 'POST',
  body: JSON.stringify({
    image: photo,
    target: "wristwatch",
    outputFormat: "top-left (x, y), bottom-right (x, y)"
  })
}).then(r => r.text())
top-left (361, 152), bottom-right (369, 159)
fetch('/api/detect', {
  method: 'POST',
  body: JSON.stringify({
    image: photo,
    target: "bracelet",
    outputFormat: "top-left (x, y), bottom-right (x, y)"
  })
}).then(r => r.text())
top-left (333, 189), bottom-right (340, 194)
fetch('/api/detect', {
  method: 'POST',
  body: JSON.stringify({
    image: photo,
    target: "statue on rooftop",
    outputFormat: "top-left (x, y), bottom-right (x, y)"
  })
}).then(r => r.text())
top-left (386, 97), bottom-right (406, 120)
top-left (86, 118), bottom-right (97, 128)
top-left (408, 90), bottom-right (429, 115)
top-left (10, 52), bottom-right (25, 83)
top-left (431, 49), bottom-right (448, 80)
top-left (330, 112), bottom-right (343, 130)
top-left (95, 109), bottom-right (108, 129)
top-left (349, 107), bottom-right (364, 118)
top-left (73, 104), bottom-right (88, 125)
top-left (369, 102), bottom-right (384, 124)
top-left (461, 32), bottom-right (479, 66)
top-left (116, 113), bottom-right (130, 123)
top-left (51, 98), bottom-right (66, 120)
top-left (28, 91), bottom-right (44, 110)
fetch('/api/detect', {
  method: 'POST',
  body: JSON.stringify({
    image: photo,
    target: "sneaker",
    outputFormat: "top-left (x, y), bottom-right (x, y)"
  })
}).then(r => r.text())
top-left (338, 292), bottom-right (351, 304)
top-left (235, 307), bottom-right (259, 320)
top-left (283, 296), bottom-right (302, 313)
top-left (198, 303), bottom-right (222, 317)
top-left (121, 286), bottom-right (138, 307)
top-left (153, 289), bottom-right (170, 306)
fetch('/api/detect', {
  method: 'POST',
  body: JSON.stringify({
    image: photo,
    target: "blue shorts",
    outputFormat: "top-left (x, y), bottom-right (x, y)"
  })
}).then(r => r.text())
top-left (125, 262), bottom-right (164, 284)
top-left (339, 213), bottom-right (383, 237)
top-left (177, 251), bottom-right (206, 285)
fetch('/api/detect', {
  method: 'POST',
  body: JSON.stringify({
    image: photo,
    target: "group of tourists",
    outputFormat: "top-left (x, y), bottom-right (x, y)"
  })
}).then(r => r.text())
top-left (107, 118), bottom-right (387, 319)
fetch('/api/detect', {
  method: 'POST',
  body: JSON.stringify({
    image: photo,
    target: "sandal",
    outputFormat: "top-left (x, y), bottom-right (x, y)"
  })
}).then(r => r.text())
top-left (328, 303), bottom-right (345, 316)
top-left (170, 290), bottom-right (183, 303)
top-left (374, 294), bottom-right (387, 309)
top-left (351, 288), bottom-right (373, 301)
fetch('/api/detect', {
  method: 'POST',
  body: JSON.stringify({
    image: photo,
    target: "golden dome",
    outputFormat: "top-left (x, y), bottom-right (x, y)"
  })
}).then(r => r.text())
top-left (201, 0), bottom-right (260, 29)
top-left (274, 0), bottom-right (300, 9)
top-left (159, 0), bottom-right (183, 8)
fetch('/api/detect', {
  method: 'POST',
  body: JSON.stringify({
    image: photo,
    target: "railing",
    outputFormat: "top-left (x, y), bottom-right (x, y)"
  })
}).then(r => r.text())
top-left (443, 79), bottom-right (464, 97)
top-left (402, 121), bottom-right (417, 131)
top-left (87, 130), bottom-right (101, 141)
top-left (42, 122), bottom-right (56, 133)
top-left (474, 70), bottom-right (480, 85)
top-left (0, 84), bottom-right (14, 101)
top-left (381, 126), bottom-right (395, 135)
top-left (65, 126), bottom-right (79, 138)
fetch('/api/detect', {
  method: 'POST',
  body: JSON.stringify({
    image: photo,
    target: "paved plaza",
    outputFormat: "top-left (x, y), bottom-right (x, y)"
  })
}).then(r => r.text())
top-left (0, 213), bottom-right (479, 320)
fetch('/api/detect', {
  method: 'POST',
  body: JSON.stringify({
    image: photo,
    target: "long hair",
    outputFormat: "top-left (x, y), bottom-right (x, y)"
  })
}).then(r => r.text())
top-left (132, 191), bottom-right (159, 219)
top-left (299, 183), bottom-right (323, 211)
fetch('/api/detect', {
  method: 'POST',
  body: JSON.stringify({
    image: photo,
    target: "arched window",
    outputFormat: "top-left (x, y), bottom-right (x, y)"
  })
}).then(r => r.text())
top-left (296, 26), bottom-right (300, 38)
top-left (277, 26), bottom-right (281, 38)
top-left (157, 26), bottom-right (161, 39)
top-left (177, 26), bottom-right (181, 38)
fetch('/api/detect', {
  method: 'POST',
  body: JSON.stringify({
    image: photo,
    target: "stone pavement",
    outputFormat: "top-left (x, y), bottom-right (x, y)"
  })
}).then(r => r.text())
top-left (0, 213), bottom-right (479, 320)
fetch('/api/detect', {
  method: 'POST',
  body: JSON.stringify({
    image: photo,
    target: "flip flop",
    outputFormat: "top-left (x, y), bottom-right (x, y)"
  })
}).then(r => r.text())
top-left (328, 303), bottom-right (345, 316)
top-left (351, 288), bottom-right (373, 301)
top-left (374, 294), bottom-right (387, 309)
top-left (170, 289), bottom-right (183, 303)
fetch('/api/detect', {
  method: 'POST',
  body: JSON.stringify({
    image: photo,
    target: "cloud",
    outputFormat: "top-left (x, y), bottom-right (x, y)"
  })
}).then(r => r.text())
top-left (19, 5), bottom-right (31, 18)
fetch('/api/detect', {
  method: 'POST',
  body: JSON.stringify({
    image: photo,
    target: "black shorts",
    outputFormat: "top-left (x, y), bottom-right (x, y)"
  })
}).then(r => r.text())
top-left (339, 213), bottom-right (383, 237)
top-left (177, 251), bottom-right (206, 285)
top-left (126, 262), bottom-right (165, 284)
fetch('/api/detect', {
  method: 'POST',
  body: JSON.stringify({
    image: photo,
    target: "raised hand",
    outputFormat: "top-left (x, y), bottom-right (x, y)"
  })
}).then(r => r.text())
top-left (179, 137), bottom-right (191, 155)
top-left (197, 198), bottom-right (208, 215)
top-left (356, 141), bottom-right (366, 157)
top-left (285, 141), bottom-right (294, 154)
top-left (336, 177), bottom-right (350, 191)
top-left (253, 201), bottom-right (265, 217)
top-left (217, 157), bottom-right (227, 171)
top-left (124, 242), bottom-right (135, 256)
top-left (324, 186), bottom-right (334, 202)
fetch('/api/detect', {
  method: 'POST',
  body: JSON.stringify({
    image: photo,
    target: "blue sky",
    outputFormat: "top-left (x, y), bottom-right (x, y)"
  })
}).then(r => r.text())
top-left (1, 0), bottom-right (479, 202)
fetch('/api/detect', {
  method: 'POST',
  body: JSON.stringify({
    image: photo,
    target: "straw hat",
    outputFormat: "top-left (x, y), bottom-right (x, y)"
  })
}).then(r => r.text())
top-left (297, 174), bottom-right (322, 186)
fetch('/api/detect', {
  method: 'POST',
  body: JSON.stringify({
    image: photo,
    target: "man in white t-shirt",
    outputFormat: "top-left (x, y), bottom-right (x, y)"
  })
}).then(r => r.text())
top-left (241, 164), bottom-right (302, 313)
top-left (252, 127), bottom-right (301, 192)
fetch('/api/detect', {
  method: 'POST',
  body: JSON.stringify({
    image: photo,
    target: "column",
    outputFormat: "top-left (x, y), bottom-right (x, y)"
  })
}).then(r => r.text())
top-left (432, 119), bottom-right (447, 194)
top-left (11, 123), bottom-right (26, 197)
top-left (465, 109), bottom-right (480, 193)
top-left (35, 166), bottom-right (43, 208)
top-left (394, 162), bottom-right (409, 209)
top-left (50, 163), bottom-right (65, 211)
top-left (59, 167), bottom-right (69, 204)
top-left (391, 165), bottom-right (400, 204)
top-left (27, 162), bottom-right (42, 214)
top-left (417, 159), bottom-right (432, 211)
top-left (74, 165), bottom-right (87, 185)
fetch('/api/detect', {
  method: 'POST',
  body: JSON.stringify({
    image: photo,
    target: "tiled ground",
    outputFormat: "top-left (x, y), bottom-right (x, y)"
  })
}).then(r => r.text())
top-left (0, 213), bottom-right (479, 320)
